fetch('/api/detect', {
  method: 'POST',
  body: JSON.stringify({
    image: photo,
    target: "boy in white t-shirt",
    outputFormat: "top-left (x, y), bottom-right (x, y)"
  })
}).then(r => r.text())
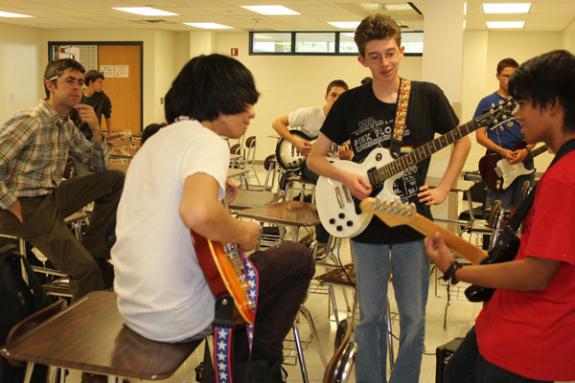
top-left (112, 54), bottom-right (314, 383)
top-left (272, 80), bottom-right (350, 247)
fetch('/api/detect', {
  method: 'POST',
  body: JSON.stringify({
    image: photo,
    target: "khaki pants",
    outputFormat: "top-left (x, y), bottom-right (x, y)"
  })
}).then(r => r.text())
top-left (0, 170), bottom-right (124, 299)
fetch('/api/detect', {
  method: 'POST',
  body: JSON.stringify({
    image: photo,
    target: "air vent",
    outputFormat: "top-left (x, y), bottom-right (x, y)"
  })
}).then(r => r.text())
top-left (131, 19), bottom-right (173, 24)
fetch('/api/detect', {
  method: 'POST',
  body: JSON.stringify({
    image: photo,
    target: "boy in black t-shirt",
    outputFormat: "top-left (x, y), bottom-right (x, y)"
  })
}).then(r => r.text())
top-left (307, 14), bottom-right (470, 383)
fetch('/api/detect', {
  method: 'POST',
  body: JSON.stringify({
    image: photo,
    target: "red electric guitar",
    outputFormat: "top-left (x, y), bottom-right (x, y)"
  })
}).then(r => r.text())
top-left (191, 231), bottom-right (255, 324)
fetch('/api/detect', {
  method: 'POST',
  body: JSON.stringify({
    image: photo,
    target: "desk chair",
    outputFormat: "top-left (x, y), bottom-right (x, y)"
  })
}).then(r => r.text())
top-left (322, 319), bottom-right (357, 383)
top-left (316, 263), bottom-right (397, 371)
top-left (0, 291), bottom-right (204, 383)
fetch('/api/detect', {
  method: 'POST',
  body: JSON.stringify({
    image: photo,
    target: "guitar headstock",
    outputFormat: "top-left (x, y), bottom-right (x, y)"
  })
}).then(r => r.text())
top-left (359, 198), bottom-right (417, 227)
top-left (475, 99), bottom-right (516, 131)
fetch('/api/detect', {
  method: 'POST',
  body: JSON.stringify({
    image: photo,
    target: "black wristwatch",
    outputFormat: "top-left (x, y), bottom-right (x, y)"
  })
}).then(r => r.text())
top-left (442, 261), bottom-right (464, 285)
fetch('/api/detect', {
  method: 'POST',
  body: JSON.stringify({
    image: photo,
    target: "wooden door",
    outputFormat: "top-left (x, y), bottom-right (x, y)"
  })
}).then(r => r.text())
top-left (97, 45), bottom-right (141, 135)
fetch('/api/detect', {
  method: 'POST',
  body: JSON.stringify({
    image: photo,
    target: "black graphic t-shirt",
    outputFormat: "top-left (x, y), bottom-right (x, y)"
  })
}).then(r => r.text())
top-left (321, 81), bottom-right (459, 244)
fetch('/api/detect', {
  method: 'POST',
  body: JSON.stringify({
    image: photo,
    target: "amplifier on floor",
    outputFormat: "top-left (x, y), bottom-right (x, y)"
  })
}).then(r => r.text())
top-left (435, 337), bottom-right (464, 383)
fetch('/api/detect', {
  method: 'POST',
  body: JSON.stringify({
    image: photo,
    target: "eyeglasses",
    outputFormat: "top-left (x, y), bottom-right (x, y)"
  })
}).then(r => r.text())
top-left (365, 49), bottom-right (400, 63)
top-left (48, 75), bottom-right (85, 86)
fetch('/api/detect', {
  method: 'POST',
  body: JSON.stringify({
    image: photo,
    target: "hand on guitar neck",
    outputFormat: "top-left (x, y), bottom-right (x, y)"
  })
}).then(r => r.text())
top-left (360, 198), bottom-right (487, 267)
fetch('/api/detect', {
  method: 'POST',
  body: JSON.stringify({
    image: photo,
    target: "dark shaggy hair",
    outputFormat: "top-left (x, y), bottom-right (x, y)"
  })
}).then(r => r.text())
top-left (84, 70), bottom-right (105, 85)
top-left (354, 14), bottom-right (401, 56)
top-left (43, 59), bottom-right (85, 99)
top-left (509, 50), bottom-right (575, 133)
top-left (164, 54), bottom-right (260, 123)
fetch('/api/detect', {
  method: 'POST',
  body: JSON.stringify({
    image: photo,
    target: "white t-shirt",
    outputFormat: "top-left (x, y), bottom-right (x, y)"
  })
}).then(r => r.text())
top-left (288, 106), bottom-right (325, 138)
top-left (112, 120), bottom-right (229, 342)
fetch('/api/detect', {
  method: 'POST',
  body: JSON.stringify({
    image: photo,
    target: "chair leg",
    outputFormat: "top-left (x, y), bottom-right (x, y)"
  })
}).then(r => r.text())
top-left (23, 363), bottom-right (35, 383)
top-left (292, 325), bottom-right (309, 383)
top-left (299, 305), bottom-right (327, 366)
top-left (47, 366), bottom-right (58, 383)
top-left (386, 296), bottom-right (395, 371)
top-left (328, 285), bottom-right (340, 325)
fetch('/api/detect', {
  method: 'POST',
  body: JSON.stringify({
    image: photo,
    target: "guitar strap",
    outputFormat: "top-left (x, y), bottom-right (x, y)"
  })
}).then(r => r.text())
top-left (466, 139), bottom-right (575, 302)
top-left (213, 258), bottom-right (259, 383)
top-left (390, 78), bottom-right (412, 158)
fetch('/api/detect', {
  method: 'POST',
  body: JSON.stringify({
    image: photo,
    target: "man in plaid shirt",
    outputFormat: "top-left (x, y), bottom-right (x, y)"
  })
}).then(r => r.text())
top-left (0, 59), bottom-right (124, 300)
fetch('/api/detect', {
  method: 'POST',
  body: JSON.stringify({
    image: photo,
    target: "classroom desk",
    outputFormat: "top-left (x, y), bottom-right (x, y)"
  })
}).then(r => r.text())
top-left (235, 200), bottom-right (319, 227)
top-left (234, 200), bottom-right (320, 243)
top-left (0, 291), bottom-right (202, 381)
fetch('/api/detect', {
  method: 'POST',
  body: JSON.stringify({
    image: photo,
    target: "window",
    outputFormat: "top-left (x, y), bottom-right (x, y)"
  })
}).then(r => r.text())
top-left (251, 32), bottom-right (292, 53)
top-left (295, 32), bottom-right (335, 53)
top-left (249, 31), bottom-right (423, 56)
top-left (338, 33), bottom-right (358, 54)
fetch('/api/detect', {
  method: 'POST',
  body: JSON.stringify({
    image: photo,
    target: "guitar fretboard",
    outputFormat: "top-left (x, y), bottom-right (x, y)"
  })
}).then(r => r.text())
top-left (369, 120), bottom-right (478, 185)
top-left (530, 145), bottom-right (549, 158)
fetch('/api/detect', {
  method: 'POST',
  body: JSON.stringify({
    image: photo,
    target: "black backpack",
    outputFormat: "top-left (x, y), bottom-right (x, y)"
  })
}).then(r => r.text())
top-left (0, 244), bottom-right (52, 383)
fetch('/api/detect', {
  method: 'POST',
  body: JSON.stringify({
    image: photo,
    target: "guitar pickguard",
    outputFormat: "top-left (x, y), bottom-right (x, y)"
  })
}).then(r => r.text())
top-left (315, 148), bottom-right (402, 238)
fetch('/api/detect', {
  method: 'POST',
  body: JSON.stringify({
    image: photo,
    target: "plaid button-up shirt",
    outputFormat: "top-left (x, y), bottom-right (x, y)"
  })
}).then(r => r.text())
top-left (0, 99), bottom-right (109, 209)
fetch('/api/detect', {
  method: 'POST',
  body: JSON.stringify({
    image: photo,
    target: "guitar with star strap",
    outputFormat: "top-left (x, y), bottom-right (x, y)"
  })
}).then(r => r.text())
top-left (190, 231), bottom-right (256, 324)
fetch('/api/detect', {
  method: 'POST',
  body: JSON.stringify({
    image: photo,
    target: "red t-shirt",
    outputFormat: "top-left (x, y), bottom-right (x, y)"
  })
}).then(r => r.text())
top-left (476, 151), bottom-right (575, 381)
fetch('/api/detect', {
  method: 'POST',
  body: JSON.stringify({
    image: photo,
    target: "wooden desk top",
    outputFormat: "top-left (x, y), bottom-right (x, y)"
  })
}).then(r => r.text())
top-left (235, 200), bottom-right (320, 226)
top-left (0, 291), bottom-right (201, 380)
top-left (229, 190), bottom-right (278, 210)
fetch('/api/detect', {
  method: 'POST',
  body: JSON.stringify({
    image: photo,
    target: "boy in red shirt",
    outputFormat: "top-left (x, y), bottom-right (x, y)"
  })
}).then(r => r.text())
top-left (426, 50), bottom-right (575, 383)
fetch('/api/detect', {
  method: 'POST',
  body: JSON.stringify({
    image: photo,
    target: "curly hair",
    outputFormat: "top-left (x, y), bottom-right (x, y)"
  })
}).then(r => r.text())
top-left (354, 14), bottom-right (402, 56)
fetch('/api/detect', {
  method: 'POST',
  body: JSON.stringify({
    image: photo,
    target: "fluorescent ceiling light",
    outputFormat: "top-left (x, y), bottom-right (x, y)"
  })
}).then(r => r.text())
top-left (113, 7), bottom-right (178, 16)
top-left (0, 10), bottom-right (32, 18)
top-left (384, 4), bottom-right (413, 11)
top-left (361, 3), bottom-right (381, 12)
top-left (241, 5), bottom-right (299, 15)
top-left (486, 21), bottom-right (525, 29)
top-left (482, 3), bottom-right (531, 14)
top-left (328, 21), bottom-right (360, 29)
top-left (184, 22), bottom-right (233, 30)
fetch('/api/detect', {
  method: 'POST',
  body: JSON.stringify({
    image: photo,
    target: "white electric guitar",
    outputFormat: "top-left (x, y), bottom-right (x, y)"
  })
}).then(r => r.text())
top-left (480, 145), bottom-right (548, 192)
top-left (315, 100), bottom-right (516, 238)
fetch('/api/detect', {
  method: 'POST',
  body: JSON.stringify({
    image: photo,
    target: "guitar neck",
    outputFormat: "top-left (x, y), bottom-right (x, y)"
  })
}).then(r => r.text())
top-left (372, 210), bottom-right (487, 265)
top-left (530, 145), bottom-right (549, 158)
top-left (372, 120), bottom-right (479, 184)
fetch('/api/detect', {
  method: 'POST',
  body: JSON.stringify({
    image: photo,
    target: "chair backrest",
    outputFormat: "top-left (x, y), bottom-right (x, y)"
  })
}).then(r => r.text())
top-left (463, 181), bottom-right (488, 220)
top-left (244, 136), bottom-right (257, 164)
top-left (230, 143), bottom-right (242, 155)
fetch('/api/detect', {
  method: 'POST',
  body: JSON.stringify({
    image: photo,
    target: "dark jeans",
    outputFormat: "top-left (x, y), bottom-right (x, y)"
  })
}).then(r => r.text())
top-left (446, 327), bottom-right (553, 383)
top-left (233, 241), bottom-right (314, 365)
top-left (301, 165), bottom-right (330, 244)
top-left (0, 170), bottom-right (124, 300)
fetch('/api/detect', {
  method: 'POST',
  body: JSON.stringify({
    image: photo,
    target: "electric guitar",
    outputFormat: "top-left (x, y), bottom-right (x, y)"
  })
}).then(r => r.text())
top-left (360, 197), bottom-right (522, 302)
top-left (275, 130), bottom-right (316, 171)
top-left (360, 198), bottom-right (487, 264)
top-left (479, 145), bottom-right (548, 192)
top-left (190, 231), bottom-right (255, 324)
top-left (315, 100), bottom-right (516, 238)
